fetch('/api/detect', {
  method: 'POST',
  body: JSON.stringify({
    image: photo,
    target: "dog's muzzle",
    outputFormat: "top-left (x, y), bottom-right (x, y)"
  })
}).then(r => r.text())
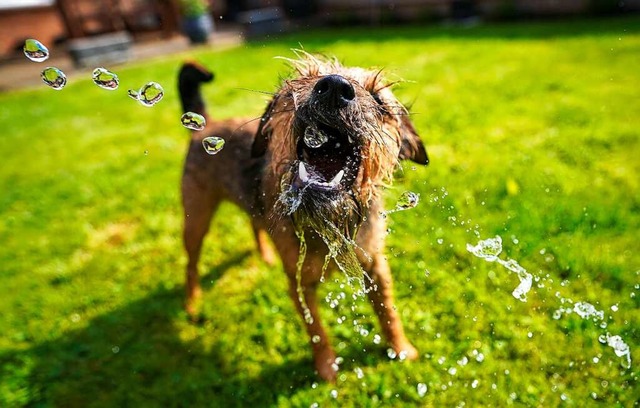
top-left (290, 75), bottom-right (363, 194)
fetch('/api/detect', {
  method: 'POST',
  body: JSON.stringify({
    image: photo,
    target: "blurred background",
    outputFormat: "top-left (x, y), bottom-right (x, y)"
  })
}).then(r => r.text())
top-left (1, 0), bottom-right (639, 87)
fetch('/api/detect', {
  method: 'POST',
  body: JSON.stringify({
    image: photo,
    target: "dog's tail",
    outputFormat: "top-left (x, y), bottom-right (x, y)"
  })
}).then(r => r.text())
top-left (178, 61), bottom-right (215, 118)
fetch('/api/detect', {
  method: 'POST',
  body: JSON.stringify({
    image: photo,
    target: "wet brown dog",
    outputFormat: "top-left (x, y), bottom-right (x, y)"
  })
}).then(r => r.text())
top-left (178, 54), bottom-right (428, 381)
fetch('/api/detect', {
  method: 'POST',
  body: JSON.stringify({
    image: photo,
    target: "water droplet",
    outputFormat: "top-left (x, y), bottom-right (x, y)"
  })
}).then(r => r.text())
top-left (417, 383), bottom-right (427, 397)
top-left (560, 393), bottom-right (568, 401)
top-left (128, 89), bottom-right (139, 100)
top-left (311, 335), bottom-right (321, 344)
top-left (354, 367), bottom-right (364, 379)
top-left (475, 353), bottom-right (485, 363)
top-left (137, 81), bottom-right (164, 106)
top-left (303, 126), bottom-right (328, 148)
top-left (593, 356), bottom-right (600, 363)
top-left (111, 346), bottom-right (120, 353)
top-left (610, 304), bottom-right (619, 312)
top-left (23, 39), bottom-right (49, 62)
top-left (373, 334), bottom-right (381, 344)
top-left (448, 367), bottom-right (457, 375)
top-left (202, 136), bottom-right (225, 155)
top-left (41, 67), bottom-right (66, 90)
top-left (387, 348), bottom-right (397, 359)
top-left (457, 356), bottom-right (469, 366)
top-left (471, 379), bottom-right (479, 388)
top-left (527, 332), bottom-right (533, 338)
top-left (181, 112), bottom-right (206, 131)
top-left (92, 67), bottom-right (119, 90)
top-left (330, 389), bottom-right (338, 399)
top-left (395, 191), bottom-right (420, 211)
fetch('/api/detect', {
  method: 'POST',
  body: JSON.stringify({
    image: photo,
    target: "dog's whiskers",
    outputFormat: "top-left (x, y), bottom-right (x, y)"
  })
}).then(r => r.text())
top-left (235, 87), bottom-right (277, 96)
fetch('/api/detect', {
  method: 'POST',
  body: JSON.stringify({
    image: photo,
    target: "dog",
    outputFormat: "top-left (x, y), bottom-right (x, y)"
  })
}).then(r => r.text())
top-left (178, 53), bottom-right (428, 381)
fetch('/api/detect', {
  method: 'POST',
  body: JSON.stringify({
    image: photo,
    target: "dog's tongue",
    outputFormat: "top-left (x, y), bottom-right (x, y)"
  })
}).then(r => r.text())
top-left (298, 162), bottom-right (344, 188)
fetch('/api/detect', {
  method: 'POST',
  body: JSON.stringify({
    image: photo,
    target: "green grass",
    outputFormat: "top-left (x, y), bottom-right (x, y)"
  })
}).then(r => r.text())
top-left (1, 17), bottom-right (639, 407)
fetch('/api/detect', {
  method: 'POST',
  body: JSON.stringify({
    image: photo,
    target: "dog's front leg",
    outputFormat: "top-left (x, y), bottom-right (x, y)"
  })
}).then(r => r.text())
top-left (365, 253), bottom-right (418, 361)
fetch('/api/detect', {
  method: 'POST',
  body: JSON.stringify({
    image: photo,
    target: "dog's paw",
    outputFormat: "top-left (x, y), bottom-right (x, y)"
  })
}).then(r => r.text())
top-left (394, 342), bottom-right (419, 361)
top-left (314, 351), bottom-right (338, 382)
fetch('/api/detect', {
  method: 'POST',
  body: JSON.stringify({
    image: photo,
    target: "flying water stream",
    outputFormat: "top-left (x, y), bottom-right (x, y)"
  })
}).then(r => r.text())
top-left (466, 234), bottom-right (632, 369)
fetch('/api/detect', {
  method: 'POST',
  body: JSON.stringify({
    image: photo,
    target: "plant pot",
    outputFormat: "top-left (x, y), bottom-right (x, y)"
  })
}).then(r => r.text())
top-left (182, 13), bottom-right (214, 44)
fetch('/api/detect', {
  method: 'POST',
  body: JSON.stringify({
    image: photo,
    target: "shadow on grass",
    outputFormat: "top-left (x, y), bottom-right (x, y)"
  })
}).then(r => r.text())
top-left (0, 252), bottom-right (349, 407)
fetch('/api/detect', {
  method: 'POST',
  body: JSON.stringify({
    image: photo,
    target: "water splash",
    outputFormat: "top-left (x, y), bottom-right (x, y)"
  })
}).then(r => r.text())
top-left (573, 301), bottom-right (605, 320)
top-left (303, 126), bottom-right (328, 148)
top-left (466, 235), bottom-right (502, 262)
top-left (294, 230), bottom-right (314, 325)
top-left (181, 112), bottom-right (206, 131)
top-left (202, 136), bottom-right (225, 155)
top-left (602, 333), bottom-right (632, 368)
top-left (92, 67), bottom-right (119, 90)
top-left (41, 67), bottom-right (66, 90)
top-left (24, 39), bottom-right (49, 62)
top-left (466, 236), bottom-right (533, 302)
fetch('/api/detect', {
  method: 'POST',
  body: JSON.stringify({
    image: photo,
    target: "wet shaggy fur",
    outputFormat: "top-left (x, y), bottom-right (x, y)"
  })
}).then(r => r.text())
top-left (179, 53), bottom-right (428, 382)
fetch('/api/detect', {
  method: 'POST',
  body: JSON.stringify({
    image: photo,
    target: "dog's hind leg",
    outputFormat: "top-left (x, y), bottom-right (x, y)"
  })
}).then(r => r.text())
top-left (364, 253), bottom-right (418, 361)
top-left (182, 175), bottom-right (219, 319)
top-left (252, 224), bottom-right (277, 266)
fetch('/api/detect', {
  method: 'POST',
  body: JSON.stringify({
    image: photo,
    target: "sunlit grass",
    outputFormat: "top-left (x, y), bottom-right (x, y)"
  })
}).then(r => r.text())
top-left (1, 16), bottom-right (638, 407)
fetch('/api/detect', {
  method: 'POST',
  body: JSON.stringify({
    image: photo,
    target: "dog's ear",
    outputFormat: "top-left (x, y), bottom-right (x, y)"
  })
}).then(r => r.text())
top-left (251, 96), bottom-right (278, 157)
top-left (398, 114), bottom-right (429, 165)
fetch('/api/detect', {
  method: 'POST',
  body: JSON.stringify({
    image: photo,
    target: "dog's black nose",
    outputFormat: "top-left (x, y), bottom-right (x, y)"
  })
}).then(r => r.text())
top-left (312, 75), bottom-right (355, 108)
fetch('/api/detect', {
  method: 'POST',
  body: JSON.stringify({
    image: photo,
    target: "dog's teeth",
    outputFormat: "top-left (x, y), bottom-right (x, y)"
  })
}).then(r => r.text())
top-left (299, 162), bottom-right (309, 182)
top-left (329, 170), bottom-right (345, 186)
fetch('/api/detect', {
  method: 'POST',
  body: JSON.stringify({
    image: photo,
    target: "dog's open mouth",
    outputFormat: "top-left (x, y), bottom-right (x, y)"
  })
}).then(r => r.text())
top-left (294, 122), bottom-right (360, 192)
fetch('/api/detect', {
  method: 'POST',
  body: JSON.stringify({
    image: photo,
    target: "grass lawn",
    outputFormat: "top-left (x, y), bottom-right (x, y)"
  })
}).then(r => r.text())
top-left (1, 16), bottom-right (639, 407)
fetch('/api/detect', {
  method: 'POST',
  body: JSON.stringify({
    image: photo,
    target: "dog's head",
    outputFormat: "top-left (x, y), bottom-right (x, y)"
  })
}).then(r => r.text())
top-left (253, 53), bottom-right (428, 274)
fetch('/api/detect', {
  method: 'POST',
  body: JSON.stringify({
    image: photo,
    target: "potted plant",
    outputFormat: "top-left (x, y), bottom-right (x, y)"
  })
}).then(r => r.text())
top-left (179, 0), bottom-right (214, 44)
